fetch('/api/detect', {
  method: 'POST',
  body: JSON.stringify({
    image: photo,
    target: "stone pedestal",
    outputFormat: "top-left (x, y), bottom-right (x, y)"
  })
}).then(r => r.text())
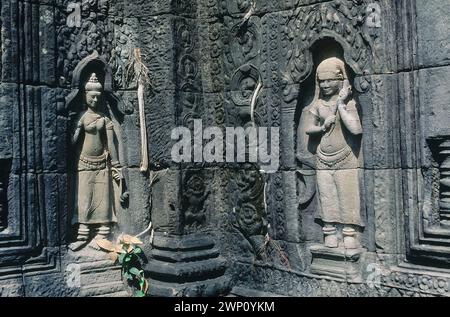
top-left (310, 245), bottom-right (365, 282)
top-left (146, 233), bottom-right (230, 297)
top-left (63, 248), bottom-right (128, 297)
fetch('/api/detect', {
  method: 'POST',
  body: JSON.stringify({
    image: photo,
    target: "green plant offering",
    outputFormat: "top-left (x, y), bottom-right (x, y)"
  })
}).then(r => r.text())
top-left (97, 234), bottom-right (149, 297)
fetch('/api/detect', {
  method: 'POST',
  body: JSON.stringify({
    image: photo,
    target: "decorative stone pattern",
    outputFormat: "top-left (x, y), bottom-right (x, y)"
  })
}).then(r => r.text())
top-left (182, 171), bottom-right (210, 233)
top-left (231, 261), bottom-right (450, 297)
top-left (57, 0), bottom-right (114, 87)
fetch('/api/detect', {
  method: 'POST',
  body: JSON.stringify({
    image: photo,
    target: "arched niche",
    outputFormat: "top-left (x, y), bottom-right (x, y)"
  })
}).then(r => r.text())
top-left (65, 51), bottom-right (132, 120)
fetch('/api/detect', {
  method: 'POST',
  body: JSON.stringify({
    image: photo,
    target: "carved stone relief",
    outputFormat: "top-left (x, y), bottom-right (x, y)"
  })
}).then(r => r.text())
top-left (66, 53), bottom-right (130, 252)
top-left (283, 0), bottom-right (379, 89)
top-left (302, 57), bottom-right (364, 250)
top-left (438, 141), bottom-right (450, 227)
top-left (57, 0), bottom-right (114, 87)
top-left (230, 64), bottom-right (263, 126)
top-left (232, 165), bottom-right (268, 260)
top-left (293, 55), bottom-right (366, 281)
top-left (182, 171), bottom-right (210, 233)
top-left (281, 0), bottom-right (381, 281)
top-left (2, 0), bottom-right (450, 298)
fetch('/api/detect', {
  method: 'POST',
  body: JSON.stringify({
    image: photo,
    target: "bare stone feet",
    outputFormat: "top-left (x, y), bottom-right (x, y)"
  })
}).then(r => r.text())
top-left (324, 234), bottom-right (338, 248)
top-left (323, 225), bottom-right (338, 248)
top-left (343, 228), bottom-right (359, 249)
top-left (69, 240), bottom-right (89, 252)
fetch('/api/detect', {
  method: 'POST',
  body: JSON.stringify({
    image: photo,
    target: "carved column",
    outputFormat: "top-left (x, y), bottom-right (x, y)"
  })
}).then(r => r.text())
top-left (146, 170), bottom-right (229, 297)
top-left (439, 140), bottom-right (450, 227)
top-left (143, 0), bottom-right (229, 296)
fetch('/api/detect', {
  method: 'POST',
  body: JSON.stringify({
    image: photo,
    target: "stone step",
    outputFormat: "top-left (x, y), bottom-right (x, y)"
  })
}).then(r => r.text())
top-left (80, 281), bottom-right (127, 297)
top-left (81, 267), bottom-right (123, 286)
top-left (230, 286), bottom-right (285, 297)
top-left (147, 257), bottom-right (227, 282)
top-left (151, 247), bottom-right (220, 263)
top-left (147, 275), bottom-right (231, 297)
top-left (96, 290), bottom-right (130, 297)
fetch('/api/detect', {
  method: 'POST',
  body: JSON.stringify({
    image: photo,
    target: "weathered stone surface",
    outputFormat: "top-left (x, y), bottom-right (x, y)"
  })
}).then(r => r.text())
top-left (117, 167), bottom-right (151, 235)
top-left (147, 232), bottom-right (230, 297)
top-left (139, 15), bottom-right (177, 92)
top-left (0, 84), bottom-right (15, 159)
top-left (1, 0), bottom-right (450, 298)
top-left (0, 277), bottom-right (24, 297)
top-left (419, 66), bottom-right (450, 139)
top-left (416, 0), bottom-right (450, 68)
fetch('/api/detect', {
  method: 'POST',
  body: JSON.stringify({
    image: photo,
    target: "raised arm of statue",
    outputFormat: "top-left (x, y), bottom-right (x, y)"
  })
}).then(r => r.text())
top-left (338, 100), bottom-right (362, 135)
top-left (72, 113), bottom-right (85, 145)
top-left (337, 82), bottom-right (362, 135)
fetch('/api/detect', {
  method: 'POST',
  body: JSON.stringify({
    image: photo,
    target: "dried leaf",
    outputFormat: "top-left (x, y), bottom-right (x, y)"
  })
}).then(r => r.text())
top-left (143, 279), bottom-right (149, 293)
top-left (121, 234), bottom-right (143, 245)
top-left (109, 252), bottom-right (119, 263)
top-left (115, 244), bottom-right (125, 253)
top-left (96, 239), bottom-right (116, 252)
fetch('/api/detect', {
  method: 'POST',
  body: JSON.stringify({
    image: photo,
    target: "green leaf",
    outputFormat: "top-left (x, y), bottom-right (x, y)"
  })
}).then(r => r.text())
top-left (134, 290), bottom-right (145, 297)
top-left (122, 235), bottom-right (143, 245)
top-left (118, 253), bottom-right (125, 264)
top-left (123, 272), bottom-right (133, 280)
top-left (129, 267), bottom-right (141, 276)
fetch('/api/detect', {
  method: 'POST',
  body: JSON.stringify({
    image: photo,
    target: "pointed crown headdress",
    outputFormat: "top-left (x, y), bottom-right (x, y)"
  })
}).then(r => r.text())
top-left (85, 73), bottom-right (103, 92)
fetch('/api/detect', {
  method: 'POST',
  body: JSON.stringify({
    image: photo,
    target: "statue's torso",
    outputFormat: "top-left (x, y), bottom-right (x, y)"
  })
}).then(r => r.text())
top-left (309, 99), bottom-right (361, 170)
top-left (316, 101), bottom-right (348, 155)
top-left (80, 111), bottom-right (108, 157)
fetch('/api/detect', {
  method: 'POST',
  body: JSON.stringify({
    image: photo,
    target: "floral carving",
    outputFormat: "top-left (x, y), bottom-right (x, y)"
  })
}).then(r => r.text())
top-left (283, 0), bottom-right (380, 89)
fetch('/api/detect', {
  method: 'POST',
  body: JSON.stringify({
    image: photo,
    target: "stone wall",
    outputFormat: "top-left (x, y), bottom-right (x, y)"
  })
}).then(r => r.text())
top-left (0, 0), bottom-right (450, 297)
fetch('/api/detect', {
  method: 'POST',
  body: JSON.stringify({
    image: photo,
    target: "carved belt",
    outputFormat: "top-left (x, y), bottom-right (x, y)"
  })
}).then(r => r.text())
top-left (78, 152), bottom-right (108, 171)
top-left (316, 146), bottom-right (354, 169)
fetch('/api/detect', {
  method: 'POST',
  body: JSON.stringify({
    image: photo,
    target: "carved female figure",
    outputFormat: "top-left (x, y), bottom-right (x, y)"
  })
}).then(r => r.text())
top-left (70, 73), bottom-right (122, 251)
top-left (304, 57), bottom-right (363, 249)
